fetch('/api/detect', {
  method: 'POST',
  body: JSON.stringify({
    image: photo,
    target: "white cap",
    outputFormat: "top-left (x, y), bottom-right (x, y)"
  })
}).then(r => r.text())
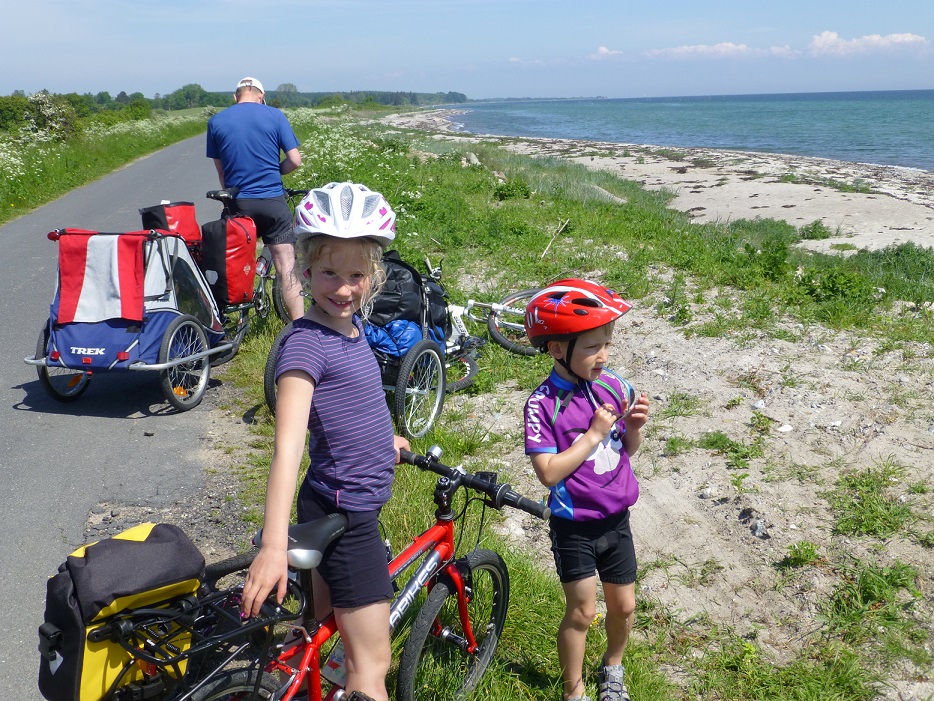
top-left (236, 77), bottom-right (264, 94)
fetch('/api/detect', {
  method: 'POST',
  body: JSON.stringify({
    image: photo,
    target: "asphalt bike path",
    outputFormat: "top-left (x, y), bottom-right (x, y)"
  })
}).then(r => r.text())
top-left (0, 135), bottom-right (226, 699)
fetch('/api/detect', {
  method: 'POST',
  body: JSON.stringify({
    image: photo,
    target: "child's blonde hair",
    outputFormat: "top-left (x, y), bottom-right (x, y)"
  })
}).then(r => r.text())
top-left (294, 235), bottom-right (387, 318)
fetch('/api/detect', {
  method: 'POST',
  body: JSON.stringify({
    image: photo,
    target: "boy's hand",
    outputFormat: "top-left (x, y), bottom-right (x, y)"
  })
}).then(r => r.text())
top-left (590, 403), bottom-right (621, 438)
top-left (625, 392), bottom-right (650, 430)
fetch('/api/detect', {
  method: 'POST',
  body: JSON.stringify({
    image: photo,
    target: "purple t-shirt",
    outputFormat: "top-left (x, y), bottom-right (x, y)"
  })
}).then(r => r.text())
top-left (276, 317), bottom-right (396, 511)
top-left (206, 103), bottom-right (300, 198)
top-left (525, 370), bottom-right (639, 521)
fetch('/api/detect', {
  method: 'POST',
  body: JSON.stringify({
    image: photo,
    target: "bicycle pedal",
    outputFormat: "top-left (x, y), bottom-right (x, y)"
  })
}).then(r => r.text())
top-left (464, 336), bottom-right (487, 350)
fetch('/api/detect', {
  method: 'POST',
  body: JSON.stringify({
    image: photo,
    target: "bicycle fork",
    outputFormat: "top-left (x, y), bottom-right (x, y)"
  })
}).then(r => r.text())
top-left (389, 550), bottom-right (481, 655)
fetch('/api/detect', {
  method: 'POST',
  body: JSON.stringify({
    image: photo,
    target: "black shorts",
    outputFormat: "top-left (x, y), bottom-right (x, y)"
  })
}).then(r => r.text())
top-left (296, 484), bottom-right (393, 609)
top-left (549, 509), bottom-right (637, 585)
top-left (232, 195), bottom-right (295, 246)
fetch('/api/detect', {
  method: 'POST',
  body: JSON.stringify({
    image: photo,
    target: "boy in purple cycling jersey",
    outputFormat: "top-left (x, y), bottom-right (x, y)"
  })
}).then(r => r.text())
top-left (524, 279), bottom-right (650, 701)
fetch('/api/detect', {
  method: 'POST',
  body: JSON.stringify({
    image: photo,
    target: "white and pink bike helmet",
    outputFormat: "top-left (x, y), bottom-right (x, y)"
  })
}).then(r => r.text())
top-left (293, 181), bottom-right (396, 247)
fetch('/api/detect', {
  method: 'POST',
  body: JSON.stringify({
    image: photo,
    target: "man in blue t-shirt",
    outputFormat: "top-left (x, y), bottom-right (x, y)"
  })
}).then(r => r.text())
top-left (206, 77), bottom-right (304, 319)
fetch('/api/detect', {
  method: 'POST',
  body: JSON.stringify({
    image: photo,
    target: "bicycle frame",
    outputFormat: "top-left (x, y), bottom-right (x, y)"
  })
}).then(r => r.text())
top-left (270, 482), bottom-right (471, 701)
top-left (186, 448), bottom-right (547, 701)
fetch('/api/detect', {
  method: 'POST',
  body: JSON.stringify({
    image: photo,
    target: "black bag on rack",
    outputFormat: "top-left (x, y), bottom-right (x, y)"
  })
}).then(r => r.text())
top-left (369, 250), bottom-right (450, 347)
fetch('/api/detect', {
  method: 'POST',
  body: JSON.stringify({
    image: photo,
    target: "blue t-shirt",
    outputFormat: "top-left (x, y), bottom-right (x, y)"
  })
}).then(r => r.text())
top-left (205, 103), bottom-right (300, 198)
top-left (276, 317), bottom-right (396, 511)
top-left (525, 370), bottom-right (639, 521)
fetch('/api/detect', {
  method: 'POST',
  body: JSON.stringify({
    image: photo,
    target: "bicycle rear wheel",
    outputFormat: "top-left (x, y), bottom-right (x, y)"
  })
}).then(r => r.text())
top-left (262, 322), bottom-right (294, 416)
top-left (190, 669), bottom-right (280, 700)
top-left (487, 288), bottom-right (539, 356)
top-left (396, 548), bottom-right (509, 701)
top-left (394, 339), bottom-right (445, 439)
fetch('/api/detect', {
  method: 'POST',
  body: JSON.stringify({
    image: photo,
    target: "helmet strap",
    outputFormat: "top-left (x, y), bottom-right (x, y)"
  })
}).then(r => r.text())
top-left (556, 337), bottom-right (583, 382)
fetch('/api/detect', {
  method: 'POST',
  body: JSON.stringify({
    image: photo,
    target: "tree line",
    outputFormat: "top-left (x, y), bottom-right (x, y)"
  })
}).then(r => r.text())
top-left (0, 83), bottom-right (468, 135)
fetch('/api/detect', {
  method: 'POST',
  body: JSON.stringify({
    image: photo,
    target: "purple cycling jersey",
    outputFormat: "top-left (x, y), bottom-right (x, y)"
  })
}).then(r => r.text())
top-left (525, 370), bottom-right (639, 521)
top-left (276, 317), bottom-right (396, 511)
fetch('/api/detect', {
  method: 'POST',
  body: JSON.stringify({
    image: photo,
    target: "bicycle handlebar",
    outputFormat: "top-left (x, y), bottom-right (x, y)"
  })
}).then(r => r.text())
top-left (399, 449), bottom-right (550, 520)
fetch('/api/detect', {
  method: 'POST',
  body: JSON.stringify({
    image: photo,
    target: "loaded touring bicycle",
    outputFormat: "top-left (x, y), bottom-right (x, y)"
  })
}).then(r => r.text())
top-left (27, 226), bottom-right (235, 411)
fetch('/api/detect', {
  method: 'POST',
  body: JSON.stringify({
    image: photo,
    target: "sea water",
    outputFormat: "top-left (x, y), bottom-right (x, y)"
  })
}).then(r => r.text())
top-left (447, 90), bottom-right (934, 172)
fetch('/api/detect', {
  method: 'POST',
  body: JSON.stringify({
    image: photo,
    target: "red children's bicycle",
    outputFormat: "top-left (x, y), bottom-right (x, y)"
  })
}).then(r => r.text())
top-left (85, 447), bottom-right (549, 701)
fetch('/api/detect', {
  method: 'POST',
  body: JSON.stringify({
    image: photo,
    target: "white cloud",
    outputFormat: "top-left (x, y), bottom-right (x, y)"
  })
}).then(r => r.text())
top-left (508, 57), bottom-right (546, 66)
top-left (590, 46), bottom-right (624, 61)
top-left (809, 31), bottom-right (930, 56)
top-left (645, 42), bottom-right (795, 60)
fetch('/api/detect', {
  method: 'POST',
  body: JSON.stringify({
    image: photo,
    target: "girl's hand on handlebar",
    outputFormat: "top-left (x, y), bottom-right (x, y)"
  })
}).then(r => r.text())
top-left (240, 547), bottom-right (289, 619)
top-left (393, 434), bottom-right (411, 464)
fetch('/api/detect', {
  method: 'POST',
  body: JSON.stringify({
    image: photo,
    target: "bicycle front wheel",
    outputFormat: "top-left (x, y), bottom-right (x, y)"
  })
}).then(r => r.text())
top-left (396, 548), bottom-right (510, 701)
top-left (487, 288), bottom-right (540, 356)
top-left (190, 669), bottom-right (280, 700)
top-left (271, 275), bottom-right (289, 324)
top-left (446, 353), bottom-right (478, 394)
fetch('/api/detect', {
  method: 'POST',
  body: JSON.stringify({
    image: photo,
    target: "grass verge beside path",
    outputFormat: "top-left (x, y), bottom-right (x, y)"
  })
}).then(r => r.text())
top-left (0, 108), bottom-right (209, 226)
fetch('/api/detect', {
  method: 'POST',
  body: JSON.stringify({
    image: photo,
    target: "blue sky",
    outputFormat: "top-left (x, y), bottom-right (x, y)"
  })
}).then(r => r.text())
top-left (3, 0), bottom-right (932, 99)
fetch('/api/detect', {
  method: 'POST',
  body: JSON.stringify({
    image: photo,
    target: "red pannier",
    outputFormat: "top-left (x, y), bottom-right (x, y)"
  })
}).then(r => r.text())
top-left (199, 215), bottom-right (257, 307)
top-left (138, 202), bottom-right (201, 247)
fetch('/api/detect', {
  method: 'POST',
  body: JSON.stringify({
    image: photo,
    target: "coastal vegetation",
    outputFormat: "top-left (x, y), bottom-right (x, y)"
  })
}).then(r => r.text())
top-left (13, 103), bottom-right (933, 699)
top-left (240, 110), bottom-right (929, 699)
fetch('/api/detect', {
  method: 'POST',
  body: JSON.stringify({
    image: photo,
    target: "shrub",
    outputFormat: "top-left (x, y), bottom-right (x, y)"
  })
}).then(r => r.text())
top-left (493, 176), bottom-right (532, 201)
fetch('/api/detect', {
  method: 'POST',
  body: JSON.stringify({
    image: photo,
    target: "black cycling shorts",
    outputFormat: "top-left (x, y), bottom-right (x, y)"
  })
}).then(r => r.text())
top-left (296, 484), bottom-right (393, 609)
top-left (232, 195), bottom-right (295, 246)
top-left (549, 508), bottom-right (637, 585)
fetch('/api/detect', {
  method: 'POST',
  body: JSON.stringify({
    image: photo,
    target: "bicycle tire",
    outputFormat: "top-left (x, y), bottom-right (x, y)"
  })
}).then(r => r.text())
top-left (159, 315), bottom-right (211, 411)
top-left (189, 668), bottom-right (280, 700)
top-left (271, 275), bottom-right (290, 324)
top-left (487, 288), bottom-right (540, 356)
top-left (262, 322), bottom-right (294, 416)
top-left (202, 551), bottom-right (257, 591)
top-left (445, 353), bottom-right (479, 394)
top-left (394, 339), bottom-right (445, 439)
top-left (35, 323), bottom-right (91, 401)
top-left (396, 548), bottom-right (509, 701)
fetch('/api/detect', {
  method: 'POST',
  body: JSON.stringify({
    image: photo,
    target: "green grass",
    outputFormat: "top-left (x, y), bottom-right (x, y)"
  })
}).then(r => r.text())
top-left (0, 109), bottom-right (209, 225)
top-left (825, 459), bottom-right (916, 537)
top-left (23, 106), bottom-right (934, 699)
top-left (226, 113), bottom-right (933, 699)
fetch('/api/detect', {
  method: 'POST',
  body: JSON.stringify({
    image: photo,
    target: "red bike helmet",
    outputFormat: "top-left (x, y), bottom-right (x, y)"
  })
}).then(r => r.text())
top-left (524, 279), bottom-right (632, 349)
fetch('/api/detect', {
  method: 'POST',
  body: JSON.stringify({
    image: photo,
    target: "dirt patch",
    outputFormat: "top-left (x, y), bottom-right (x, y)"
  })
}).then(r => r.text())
top-left (82, 378), bottom-right (257, 564)
top-left (450, 297), bottom-right (934, 700)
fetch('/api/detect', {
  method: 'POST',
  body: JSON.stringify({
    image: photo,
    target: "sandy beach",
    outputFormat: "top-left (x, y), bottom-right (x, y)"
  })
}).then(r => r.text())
top-left (382, 109), bottom-right (934, 254)
top-left (378, 108), bottom-right (934, 701)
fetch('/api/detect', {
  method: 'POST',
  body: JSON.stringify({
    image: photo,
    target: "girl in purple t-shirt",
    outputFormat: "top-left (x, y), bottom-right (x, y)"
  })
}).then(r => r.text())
top-left (240, 182), bottom-right (408, 701)
top-left (524, 279), bottom-right (650, 701)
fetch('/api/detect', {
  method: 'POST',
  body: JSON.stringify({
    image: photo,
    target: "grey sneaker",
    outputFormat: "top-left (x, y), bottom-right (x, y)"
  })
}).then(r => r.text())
top-left (597, 664), bottom-right (630, 701)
